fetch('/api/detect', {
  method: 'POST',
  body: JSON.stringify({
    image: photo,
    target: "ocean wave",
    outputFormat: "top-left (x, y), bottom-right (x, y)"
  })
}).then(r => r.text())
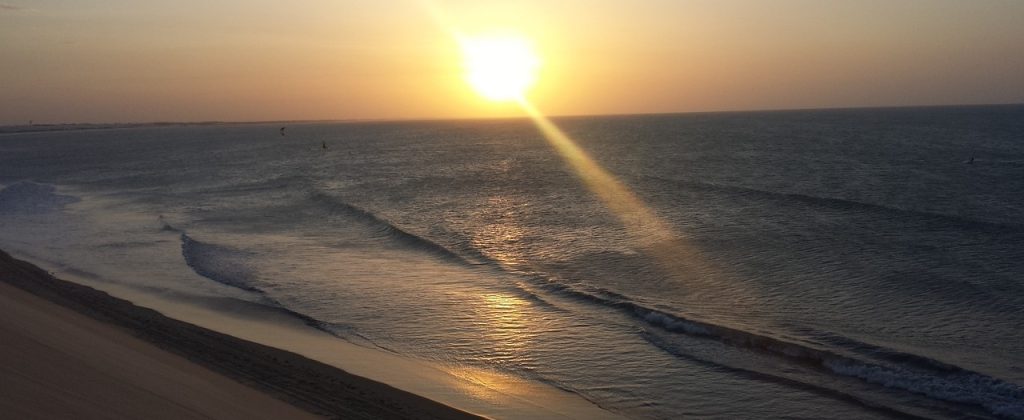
top-left (159, 220), bottom-right (180, 233)
top-left (171, 226), bottom-right (400, 352)
top-left (179, 232), bottom-right (261, 293)
top-left (638, 331), bottom-right (930, 419)
top-left (0, 181), bottom-right (79, 214)
top-left (165, 188), bottom-right (1024, 418)
top-left (306, 191), bottom-right (488, 266)
top-left (531, 279), bottom-right (1024, 418)
top-left (826, 358), bottom-right (1023, 419)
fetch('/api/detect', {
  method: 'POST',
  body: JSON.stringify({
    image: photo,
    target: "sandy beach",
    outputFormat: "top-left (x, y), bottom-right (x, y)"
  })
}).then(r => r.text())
top-left (0, 249), bottom-right (482, 420)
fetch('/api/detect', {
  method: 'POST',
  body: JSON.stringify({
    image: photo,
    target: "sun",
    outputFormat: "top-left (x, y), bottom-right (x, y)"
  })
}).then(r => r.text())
top-left (459, 33), bottom-right (540, 102)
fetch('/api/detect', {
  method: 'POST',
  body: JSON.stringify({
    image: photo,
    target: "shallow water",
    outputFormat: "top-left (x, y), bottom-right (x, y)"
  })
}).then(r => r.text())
top-left (2, 105), bottom-right (1023, 418)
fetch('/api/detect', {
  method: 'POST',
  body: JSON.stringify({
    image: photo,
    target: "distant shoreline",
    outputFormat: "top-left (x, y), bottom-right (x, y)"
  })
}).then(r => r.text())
top-left (0, 249), bottom-right (482, 420)
top-left (4, 102), bottom-right (1021, 134)
top-left (0, 121), bottom-right (284, 135)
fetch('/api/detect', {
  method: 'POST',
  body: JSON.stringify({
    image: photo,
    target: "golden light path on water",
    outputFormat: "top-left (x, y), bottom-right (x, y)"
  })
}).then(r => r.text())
top-left (434, 9), bottom-right (734, 297)
top-left (516, 98), bottom-right (724, 295)
top-left (421, 3), bottom-right (761, 402)
top-left (517, 93), bottom-right (767, 330)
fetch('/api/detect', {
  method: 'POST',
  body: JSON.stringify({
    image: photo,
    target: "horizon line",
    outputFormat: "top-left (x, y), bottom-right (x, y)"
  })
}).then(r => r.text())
top-left (4, 101), bottom-right (1022, 130)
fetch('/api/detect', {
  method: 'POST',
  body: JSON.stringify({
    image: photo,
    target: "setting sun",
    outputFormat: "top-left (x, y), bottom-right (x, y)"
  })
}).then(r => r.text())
top-left (459, 34), bottom-right (540, 101)
top-left (3, 2), bottom-right (1024, 420)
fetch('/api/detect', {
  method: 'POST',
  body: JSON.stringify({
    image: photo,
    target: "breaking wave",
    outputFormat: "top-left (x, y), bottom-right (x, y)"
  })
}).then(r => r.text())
top-left (306, 191), bottom-right (491, 266)
top-left (529, 279), bottom-right (1024, 418)
top-left (0, 181), bottom-right (79, 214)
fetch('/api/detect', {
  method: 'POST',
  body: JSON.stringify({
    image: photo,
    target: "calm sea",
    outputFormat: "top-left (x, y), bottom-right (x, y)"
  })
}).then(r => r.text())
top-left (2, 105), bottom-right (1023, 419)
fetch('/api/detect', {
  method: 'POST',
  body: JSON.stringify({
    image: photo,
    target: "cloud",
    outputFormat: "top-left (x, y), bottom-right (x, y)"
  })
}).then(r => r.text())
top-left (0, 3), bottom-right (23, 11)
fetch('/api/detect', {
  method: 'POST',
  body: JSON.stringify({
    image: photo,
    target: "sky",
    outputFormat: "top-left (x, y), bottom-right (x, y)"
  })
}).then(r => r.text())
top-left (1, 0), bottom-right (1023, 124)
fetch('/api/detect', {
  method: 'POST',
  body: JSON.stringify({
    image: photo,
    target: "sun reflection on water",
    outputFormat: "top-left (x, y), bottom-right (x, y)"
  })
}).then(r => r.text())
top-left (470, 196), bottom-right (529, 270)
top-left (474, 292), bottom-right (534, 367)
top-left (515, 98), bottom-right (762, 316)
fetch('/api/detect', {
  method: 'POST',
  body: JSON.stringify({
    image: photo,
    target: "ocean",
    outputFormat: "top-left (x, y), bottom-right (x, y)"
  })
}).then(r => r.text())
top-left (1, 105), bottom-right (1022, 419)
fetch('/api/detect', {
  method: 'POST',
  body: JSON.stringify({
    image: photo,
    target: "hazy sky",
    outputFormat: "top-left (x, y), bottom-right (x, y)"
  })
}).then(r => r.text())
top-left (2, 0), bottom-right (1023, 124)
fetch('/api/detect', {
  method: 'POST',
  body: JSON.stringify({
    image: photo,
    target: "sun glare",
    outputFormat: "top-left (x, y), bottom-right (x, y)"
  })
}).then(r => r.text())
top-left (459, 34), bottom-right (540, 101)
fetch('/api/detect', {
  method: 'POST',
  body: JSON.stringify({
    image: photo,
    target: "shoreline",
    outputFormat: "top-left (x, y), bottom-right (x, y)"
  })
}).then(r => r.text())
top-left (0, 249), bottom-right (483, 419)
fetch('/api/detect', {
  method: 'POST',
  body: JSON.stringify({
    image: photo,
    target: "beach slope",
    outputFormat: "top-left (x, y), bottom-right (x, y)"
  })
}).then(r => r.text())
top-left (0, 249), bottom-right (482, 420)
